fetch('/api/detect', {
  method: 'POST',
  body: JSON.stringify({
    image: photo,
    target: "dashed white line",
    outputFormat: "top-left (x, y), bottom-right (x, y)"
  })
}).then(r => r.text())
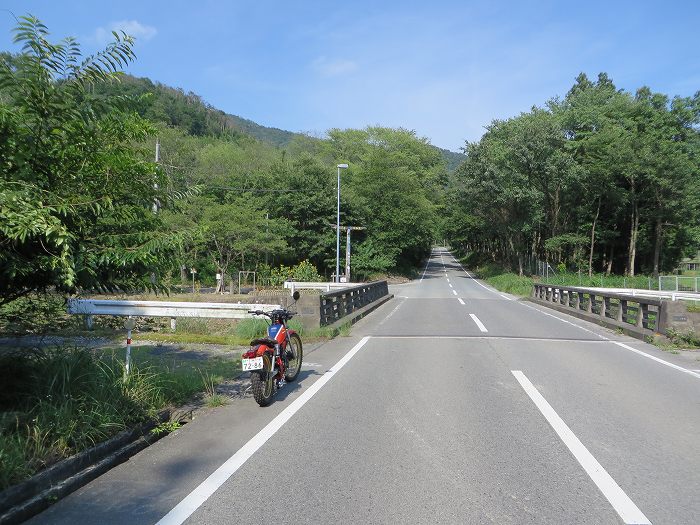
top-left (156, 337), bottom-right (372, 525)
top-left (452, 290), bottom-right (458, 296)
top-left (458, 298), bottom-right (465, 305)
top-left (512, 371), bottom-right (650, 525)
top-left (449, 283), bottom-right (453, 288)
top-left (469, 313), bottom-right (488, 332)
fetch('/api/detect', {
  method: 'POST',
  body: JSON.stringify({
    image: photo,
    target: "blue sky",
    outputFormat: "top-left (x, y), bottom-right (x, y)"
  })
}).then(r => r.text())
top-left (2, 1), bottom-right (698, 151)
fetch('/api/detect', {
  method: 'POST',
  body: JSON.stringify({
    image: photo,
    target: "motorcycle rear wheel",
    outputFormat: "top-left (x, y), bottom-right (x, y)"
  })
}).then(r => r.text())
top-left (284, 333), bottom-right (303, 382)
top-left (251, 353), bottom-right (275, 406)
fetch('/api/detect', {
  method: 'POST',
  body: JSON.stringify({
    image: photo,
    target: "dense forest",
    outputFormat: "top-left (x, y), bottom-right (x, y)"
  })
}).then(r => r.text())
top-left (443, 73), bottom-right (700, 277)
top-left (1, 17), bottom-right (698, 307)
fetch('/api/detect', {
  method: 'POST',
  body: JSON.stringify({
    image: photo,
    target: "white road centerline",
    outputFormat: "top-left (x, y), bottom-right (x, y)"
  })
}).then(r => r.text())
top-left (452, 290), bottom-right (458, 296)
top-left (512, 371), bottom-right (650, 525)
top-left (449, 283), bottom-right (453, 288)
top-left (469, 313), bottom-right (488, 332)
top-left (156, 337), bottom-right (372, 525)
top-left (458, 298), bottom-right (465, 305)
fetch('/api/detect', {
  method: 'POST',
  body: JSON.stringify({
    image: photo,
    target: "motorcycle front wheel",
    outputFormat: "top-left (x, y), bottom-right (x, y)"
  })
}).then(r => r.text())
top-left (251, 353), bottom-right (275, 406)
top-left (284, 333), bottom-right (303, 382)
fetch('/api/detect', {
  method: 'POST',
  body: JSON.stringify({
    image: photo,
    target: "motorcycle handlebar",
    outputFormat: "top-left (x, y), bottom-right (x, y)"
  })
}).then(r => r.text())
top-left (247, 309), bottom-right (294, 320)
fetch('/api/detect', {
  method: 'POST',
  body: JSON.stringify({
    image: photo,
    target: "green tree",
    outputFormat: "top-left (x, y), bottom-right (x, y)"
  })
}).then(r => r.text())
top-left (0, 16), bottom-right (180, 304)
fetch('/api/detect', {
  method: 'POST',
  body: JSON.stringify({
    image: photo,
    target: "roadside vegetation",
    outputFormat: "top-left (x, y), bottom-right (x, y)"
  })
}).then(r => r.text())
top-left (458, 253), bottom-right (666, 298)
top-left (0, 344), bottom-right (241, 490)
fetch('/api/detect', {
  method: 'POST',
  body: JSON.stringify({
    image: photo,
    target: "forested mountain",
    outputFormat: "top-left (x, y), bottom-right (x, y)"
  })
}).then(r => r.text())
top-left (94, 75), bottom-right (301, 147)
top-left (94, 75), bottom-right (464, 168)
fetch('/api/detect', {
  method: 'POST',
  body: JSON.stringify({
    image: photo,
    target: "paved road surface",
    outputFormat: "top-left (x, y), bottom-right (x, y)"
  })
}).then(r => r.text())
top-left (28, 248), bottom-right (700, 524)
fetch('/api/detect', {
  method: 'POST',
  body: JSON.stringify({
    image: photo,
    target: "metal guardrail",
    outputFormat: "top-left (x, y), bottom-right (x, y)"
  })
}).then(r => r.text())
top-left (319, 281), bottom-right (389, 326)
top-left (580, 288), bottom-right (700, 303)
top-left (284, 281), bottom-right (360, 293)
top-left (532, 284), bottom-right (661, 332)
top-left (68, 299), bottom-right (281, 319)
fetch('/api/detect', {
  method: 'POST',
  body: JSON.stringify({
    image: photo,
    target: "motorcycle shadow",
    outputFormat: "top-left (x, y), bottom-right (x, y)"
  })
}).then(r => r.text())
top-left (275, 369), bottom-right (323, 402)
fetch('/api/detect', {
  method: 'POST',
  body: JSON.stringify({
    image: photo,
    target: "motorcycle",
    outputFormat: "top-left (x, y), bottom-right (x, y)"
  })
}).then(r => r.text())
top-left (242, 291), bottom-right (303, 407)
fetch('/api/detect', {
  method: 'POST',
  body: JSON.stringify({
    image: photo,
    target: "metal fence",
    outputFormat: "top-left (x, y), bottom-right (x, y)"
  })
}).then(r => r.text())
top-left (659, 276), bottom-right (700, 292)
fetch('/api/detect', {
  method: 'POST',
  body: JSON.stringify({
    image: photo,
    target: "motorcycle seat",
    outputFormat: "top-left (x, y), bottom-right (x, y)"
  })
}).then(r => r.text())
top-left (250, 337), bottom-right (277, 347)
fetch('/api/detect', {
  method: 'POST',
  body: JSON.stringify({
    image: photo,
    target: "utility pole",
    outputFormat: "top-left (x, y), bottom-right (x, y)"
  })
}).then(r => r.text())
top-left (331, 224), bottom-right (364, 283)
top-left (152, 138), bottom-right (161, 213)
top-left (345, 226), bottom-right (365, 283)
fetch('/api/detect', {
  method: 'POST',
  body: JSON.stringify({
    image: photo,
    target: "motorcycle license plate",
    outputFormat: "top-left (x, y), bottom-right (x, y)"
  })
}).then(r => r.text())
top-left (242, 357), bottom-right (263, 371)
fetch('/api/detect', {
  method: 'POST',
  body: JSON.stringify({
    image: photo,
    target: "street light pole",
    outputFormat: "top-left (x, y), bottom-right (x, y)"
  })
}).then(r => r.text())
top-left (336, 163), bottom-right (348, 282)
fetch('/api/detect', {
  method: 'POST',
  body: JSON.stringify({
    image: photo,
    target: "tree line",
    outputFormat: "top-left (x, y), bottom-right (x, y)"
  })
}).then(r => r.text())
top-left (0, 16), bottom-right (445, 304)
top-left (443, 73), bottom-right (700, 277)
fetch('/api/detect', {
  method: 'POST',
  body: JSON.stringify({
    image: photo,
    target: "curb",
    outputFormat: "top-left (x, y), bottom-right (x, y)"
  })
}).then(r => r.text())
top-left (0, 411), bottom-right (170, 525)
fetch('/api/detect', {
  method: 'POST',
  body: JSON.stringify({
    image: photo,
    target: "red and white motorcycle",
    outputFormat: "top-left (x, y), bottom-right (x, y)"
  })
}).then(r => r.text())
top-left (242, 292), bottom-right (303, 406)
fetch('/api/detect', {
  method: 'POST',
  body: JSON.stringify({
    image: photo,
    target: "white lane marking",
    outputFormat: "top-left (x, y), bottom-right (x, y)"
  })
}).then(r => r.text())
top-left (371, 335), bottom-right (612, 343)
top-left (156, 337), bottom-right (372, 525)
top-left (499, 294), bottom-right (512, 301)
top-left (512, 371), bottom-right (650, 525)
top-left (458, 298), bottom-right (465, 305)
top-left (420, 251), bottom-right (432, 282)
top-left (613, 342), bottom-right (700, 380)
top-left (469, 313), bottom-right (488, 332)
top-left (446, 251), bottom-right (504, 298)
top-left (449, 283), bottom-right (453, 288)
top-left (379, 298), bottom-right (406, 325)
top-left (446, 278), bottom-right (450, 283)
top-left (518, 302), bottom-right (608, 341)
top-left (446, 252), bottom-right (698, 379)
top-left (452, 290), bottom-right (458, 296)
top-left (518, 288), bottom-right (700, 378)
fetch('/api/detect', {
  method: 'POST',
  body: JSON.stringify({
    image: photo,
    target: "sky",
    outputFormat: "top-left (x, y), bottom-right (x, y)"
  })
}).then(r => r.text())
top-left (1, 1), bottom-right (699, 152)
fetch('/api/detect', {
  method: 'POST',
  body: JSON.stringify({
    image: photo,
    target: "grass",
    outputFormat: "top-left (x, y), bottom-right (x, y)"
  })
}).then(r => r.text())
top-left (664, 328), bottom-right (700, 349)
top-left (0, 344), bottom-right (242, 490)
top-left (455, 253), bottom-right (668, 298)
top-left (338, 322), bottom-right (352, 337)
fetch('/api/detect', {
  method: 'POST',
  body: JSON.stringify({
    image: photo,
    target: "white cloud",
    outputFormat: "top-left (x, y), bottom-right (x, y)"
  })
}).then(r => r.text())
top-left (94, 20), bottom-right (157, 45)
top-left (311, 56), bottom-right (358, 77)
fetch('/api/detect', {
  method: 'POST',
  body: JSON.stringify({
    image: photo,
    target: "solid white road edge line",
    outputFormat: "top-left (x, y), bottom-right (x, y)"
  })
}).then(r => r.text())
top-left (512, 371), bottom-right (651, 525)
top-left (469, 313), bottom-right (488, 332)
top-left (518, 302), bottom-right (608, 340)
top-left (156, 336), bottom-right (372, 525)
top-left (458, 298), bottom-right (465, 305)
top-left (613, 342), bottom-right (700, 380)
top-left (380, 298), bottom-right (406, 325)
top-left (518, 303), bottom-right (699, 378)
top-left (447, 251), bottom-right (504, 298)
top-left (420, 250), bottom-right (432, 282)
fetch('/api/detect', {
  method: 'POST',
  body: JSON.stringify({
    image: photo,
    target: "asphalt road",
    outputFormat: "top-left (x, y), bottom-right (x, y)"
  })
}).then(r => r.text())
top-left (28, 248), bottom-right (700, 524)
